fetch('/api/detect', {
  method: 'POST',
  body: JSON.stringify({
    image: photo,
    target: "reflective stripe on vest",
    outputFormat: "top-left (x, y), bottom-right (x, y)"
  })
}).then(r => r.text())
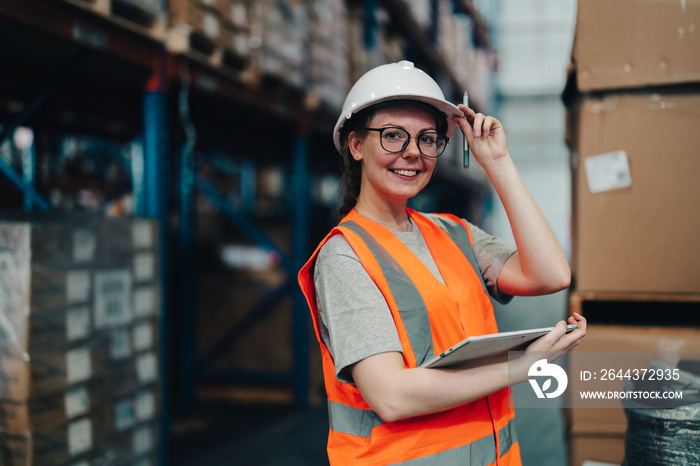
top-left (328, 398), bottom-right (518, 463)
top-left (341, 220), bottom-right (434, 365)
top-left (327, 400), bottom-right (383, 438)
top-left (390, 416), bottom-right (518, 465)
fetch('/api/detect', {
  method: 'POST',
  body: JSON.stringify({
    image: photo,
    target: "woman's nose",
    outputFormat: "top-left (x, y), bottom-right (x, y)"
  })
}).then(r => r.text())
top-left (402, 136), bottom-right (421, 158)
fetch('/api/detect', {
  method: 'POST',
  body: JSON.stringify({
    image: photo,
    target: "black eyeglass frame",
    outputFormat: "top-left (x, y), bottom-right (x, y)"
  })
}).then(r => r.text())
top-left (366, 127), bottom-right (450, 158)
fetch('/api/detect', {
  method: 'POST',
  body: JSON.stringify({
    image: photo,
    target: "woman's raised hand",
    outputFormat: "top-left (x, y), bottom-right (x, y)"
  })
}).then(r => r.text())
top-left (453, 104), bottom-right (509, 167)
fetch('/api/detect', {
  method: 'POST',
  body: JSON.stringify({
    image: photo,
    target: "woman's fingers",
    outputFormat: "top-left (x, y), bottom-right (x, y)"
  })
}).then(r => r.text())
top-left (455, 107), bottom-right (497, 140)
top-left (472, 113), bottom-right (486, 138)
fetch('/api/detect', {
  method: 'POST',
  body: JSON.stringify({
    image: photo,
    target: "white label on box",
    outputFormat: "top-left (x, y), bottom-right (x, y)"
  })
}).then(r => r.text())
top-left (132, 221), bottom-right (153, 249)
top-left (94, 270), bottom-right (133, 329)
top-left (133, 322), bottom-right (153, 351)
top-left (231, 3), bottom-right (247, 26)
top-left (72, 230), bottom-right (96, 262)
top-left (136, 351), bottom-right (158, 384)
top-left (135, 389), bottom-right (156, 421)
top-left (66, 347), bottom-right (92, 383)
top-left (65, 385), bottom-right (90, 418)
top-left (68, 418), bottom-right (92, 456)
top-left (66, 306), bottom-right (91, 341)
top-left (134, 286), bottom-right (156, 317)
top-left (204, 12), bottom-right (219, 38)
top-left (110, 328), bottom-right (132, 360)
top-left (66, 270), bottom-right (91, 304)
top-left (114, 399), bottom-right (135, 431)
top-left (582, 461), bottom-right (620, 466)
top-left (584, 150), bottom-right (632, 194)
top-left (132, 424), bottom-right (154, 456)
top-left (134, 253), bottom-right (155, 283)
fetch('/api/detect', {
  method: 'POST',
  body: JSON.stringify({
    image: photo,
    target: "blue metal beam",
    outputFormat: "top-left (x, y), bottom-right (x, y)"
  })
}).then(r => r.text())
top-left (142, 91), bottom-right (169, 219)
top-left (195, 174), bottom-right (293, 272)
top-left (363, 0), bottom-right (378, 50)
top-left (179, 142), bottom-right (197, 404)
top-left (20, 140), bottom-right (36, 211)
top-left (0, 155), bottom-right (51, 211)
top-left (142, 51), bottom-right (170, 466)
top-left (291, 135), bottom-right (310, 406)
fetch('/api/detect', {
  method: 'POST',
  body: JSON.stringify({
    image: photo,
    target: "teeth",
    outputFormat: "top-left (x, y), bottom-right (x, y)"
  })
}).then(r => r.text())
top-left (392, 169), bottom-right (417, 177)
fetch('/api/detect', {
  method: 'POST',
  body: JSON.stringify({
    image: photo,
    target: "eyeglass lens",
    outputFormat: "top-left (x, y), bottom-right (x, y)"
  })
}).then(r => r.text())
top-left (379, 128), bottom-right (446, 157)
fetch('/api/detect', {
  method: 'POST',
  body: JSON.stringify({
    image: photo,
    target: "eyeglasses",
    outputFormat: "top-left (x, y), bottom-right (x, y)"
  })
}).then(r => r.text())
top-left (366, 127), bottom-right (449, 158)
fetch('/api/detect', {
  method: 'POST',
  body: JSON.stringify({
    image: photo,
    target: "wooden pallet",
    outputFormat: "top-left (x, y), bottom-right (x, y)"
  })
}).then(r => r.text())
top-left (61, 0), bottom-right (166, 41)
top-left (167, 25), bottom-right (256, 85)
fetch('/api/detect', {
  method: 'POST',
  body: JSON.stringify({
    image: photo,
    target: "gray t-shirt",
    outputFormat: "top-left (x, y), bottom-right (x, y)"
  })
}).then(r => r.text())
top-left (313, 218), bottom-right (516, 383)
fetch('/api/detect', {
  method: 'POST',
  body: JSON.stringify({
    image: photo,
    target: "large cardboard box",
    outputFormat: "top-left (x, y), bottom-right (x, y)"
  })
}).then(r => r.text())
top-left (569, 434), bottom-right (625, 466)
top-left (573, 0), bottom-right (700, 91)
top-left (0, 215), bottom-right (160, 466)
top-left (570, 92), bottom-right (700, 294)
top-left (566, 324), bottom-right (700, 435)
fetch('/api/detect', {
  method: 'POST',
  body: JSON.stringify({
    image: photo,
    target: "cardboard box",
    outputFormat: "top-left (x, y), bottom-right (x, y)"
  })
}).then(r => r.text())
top-left (570, 92), bottom-right (700, 294)
top-left (169, 0), bottom-right (223, 40)
top-left (569, 434), bottom-right (625, 466)
top-left (566, 324), bottom-right (700, 435)
top-left (0, 215), bottom-right (161, 465)
top-left (0, 382), bottom-right (97, 435)
top-left (573, 0), bottom-right (700, 91)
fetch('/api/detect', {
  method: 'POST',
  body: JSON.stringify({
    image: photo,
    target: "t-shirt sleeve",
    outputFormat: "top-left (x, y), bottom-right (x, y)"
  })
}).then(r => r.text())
top-left (313, 234), bottom-right (402, 383)
top-left (465, 220), bottom-right (517, 304)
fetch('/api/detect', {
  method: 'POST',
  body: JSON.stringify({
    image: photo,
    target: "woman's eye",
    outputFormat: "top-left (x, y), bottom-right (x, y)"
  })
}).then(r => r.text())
top-left (384, 131), bottom-right (405, 141)
top-left (419, 134), bottom-right (437, 145)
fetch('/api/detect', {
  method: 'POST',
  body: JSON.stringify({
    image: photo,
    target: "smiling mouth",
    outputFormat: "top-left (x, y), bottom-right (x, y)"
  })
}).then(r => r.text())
top-left (390, 169), bottom-right (419, 177)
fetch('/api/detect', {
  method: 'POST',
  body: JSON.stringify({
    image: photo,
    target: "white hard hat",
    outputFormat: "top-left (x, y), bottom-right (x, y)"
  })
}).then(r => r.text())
top-left (333, 60), bottom-right (462, 152)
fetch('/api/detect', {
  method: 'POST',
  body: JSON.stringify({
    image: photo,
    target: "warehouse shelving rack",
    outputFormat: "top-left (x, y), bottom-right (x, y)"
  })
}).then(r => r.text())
top-left (0, 0), bottom-right (173, 463)
top-left (170, 51), bottom-right (332, 408)
top-left (1, 0), bottom-right (496, 463)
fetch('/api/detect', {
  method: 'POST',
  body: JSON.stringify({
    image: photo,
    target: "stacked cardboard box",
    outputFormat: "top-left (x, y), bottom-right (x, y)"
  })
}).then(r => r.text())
top-left (169, 0), bottom-right (225, 46)
top-left (566, 324), bottom-right (700, 466)
top-left (437, 0), bottom-right (493, 111)
top-left (0, 215), bottom-right (160, 466)
top-left (218, 0), bottom-right (253, 66)
top-left (306, 0), bottom-right (350, 111)
top-left (168, 0), bottom-right (253, 71)
top-left (346, 3), bottom-right (406, 86)
top-left (567, 1), bottom-right (700, 464)
top-left (248, 0), bottom-right (307, 90)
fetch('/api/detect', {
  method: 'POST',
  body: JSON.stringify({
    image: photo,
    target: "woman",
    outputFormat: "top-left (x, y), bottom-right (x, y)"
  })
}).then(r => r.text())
top-left (298, 61), bottom-right (586, 465)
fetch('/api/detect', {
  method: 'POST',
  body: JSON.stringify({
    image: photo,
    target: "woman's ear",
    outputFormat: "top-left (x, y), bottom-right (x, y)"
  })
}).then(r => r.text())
top-left (348, 132), bottom-right (364, 161)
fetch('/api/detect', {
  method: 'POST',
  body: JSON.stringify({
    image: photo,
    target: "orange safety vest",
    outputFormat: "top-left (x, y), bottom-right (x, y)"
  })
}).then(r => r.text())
top-left (298, 208), bottom-right (521, 465)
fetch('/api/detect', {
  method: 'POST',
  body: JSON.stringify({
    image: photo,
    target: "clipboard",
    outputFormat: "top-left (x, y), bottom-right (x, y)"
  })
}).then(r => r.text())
top-left (421, 324), bottom-right (578, 369)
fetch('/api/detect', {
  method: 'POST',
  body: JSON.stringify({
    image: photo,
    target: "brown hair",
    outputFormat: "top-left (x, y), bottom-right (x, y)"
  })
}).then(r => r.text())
top-left (337, 108), bottom-right (375, 218)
